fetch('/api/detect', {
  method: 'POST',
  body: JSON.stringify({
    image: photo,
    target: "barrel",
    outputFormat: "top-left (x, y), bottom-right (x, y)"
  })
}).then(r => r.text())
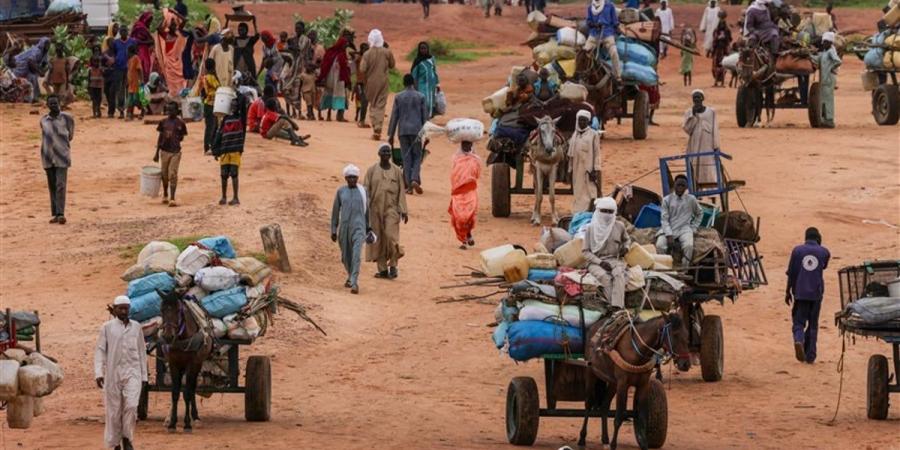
top-left (140, 166), bottom-right (162, 197)
top-left (214, 87), bottom-right (236, 116)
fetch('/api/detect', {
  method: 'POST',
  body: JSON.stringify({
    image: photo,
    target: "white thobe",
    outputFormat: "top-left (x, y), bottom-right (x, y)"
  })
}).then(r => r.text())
top-left (94, 319), bottom-right (148, 449)
top-left (682, 107), bottom-right (721, 186)
top-left (656, 8), bottom-right (675, 34)
top-left (699, 6), bottom-right (721, 52)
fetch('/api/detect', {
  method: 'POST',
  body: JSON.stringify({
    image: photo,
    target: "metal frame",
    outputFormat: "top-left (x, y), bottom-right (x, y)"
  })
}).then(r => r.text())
top-left (538, 355), bottom-right (631, 420)
top-left (146, 338), bottom-right (252, 394)
top-left (659, 150), bottom-right (734, 203)
top-left (0, 308), bottom-right (41, 354)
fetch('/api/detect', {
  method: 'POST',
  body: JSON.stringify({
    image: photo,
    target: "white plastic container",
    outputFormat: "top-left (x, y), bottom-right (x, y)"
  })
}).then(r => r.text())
top-left (17, 365), bottom-right (52, 397)
top-left (554, 238), bottom-right (586, 268)
top-left (480, 244), bottom-right (517, 277)
top-left (140, 166), bottom-right (161, 197)
top-left (213, 87), bottom-right (236, 116)
top-left (559, 81), bottom-right (588, 102)
top-left (501, 249), bottom-right (530, 283)
top-left (482, 86), bottom-right (509, 115)
top-left (625, 242), bottom-right (655, 269)
top-left (6, 395), bottom-right (33, 429)
top-left (0, 360), bottom-right (19, 401)
top-left (888, 277), bottom-right (900, 298)
top-left (24, 353), bottom-right (63, 392)
top-left (556, 27), bottom-right (586, 47)
top-left (181, 96), bottom-right (203, 121)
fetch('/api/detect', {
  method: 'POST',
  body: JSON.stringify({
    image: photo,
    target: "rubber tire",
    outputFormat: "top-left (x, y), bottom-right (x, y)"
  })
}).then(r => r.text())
top-left (645, 379), bottom-right (668, 449)
top-left (506, 377), bottom-right (539, 446)
top-left (245, 355), bottom-right (272, 422)
top-left (137, 383), bottom-right (149, 420)
top-left (632, 90), bottom-right (649, 140)
top-left (700, 315), bottom-right (724, 382)
top-left (735, 86), bottom-right (749, 127)
top-left (867, 354), bottom-right (890, 420)
top-left (873, 84), bottom-right (900, 126)
top-left (491, 162), bottom-right (511, 218)
top-left (736, 85), bottom-right (760, 128)
top-left (808, 82), bottom-right (821, 128)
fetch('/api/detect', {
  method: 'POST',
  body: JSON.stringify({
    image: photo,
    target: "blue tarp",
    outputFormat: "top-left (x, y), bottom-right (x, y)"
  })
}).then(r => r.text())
top-left (568, 211), bottom-right (593, 236)
top-left (507, 320), bottom-right (584, 361)
top-left (198, 236), bottom-right (236, 259)
top-left (0, 0), bottom-right (51, 22)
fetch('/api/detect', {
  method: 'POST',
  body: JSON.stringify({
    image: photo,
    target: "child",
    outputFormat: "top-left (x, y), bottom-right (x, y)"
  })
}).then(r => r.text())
top-left (299, 63), bottom-right (318, 121)
top-left (259, 97), bottom-right (309, 146)
top-left (126, 45), bottom-right (145, 120)
top-left (680, 28), bottom-right (696, 87)
top-left (102, 39), bottom-right (118, 118)
top-left (153, 102), bottom-right (188, 206)
top-left (276, 31), bottom-right (289, 52)
top-left (352, 42), bottom-right (370, 128)
top-left (88, 46), bottom-right (105, 118)
top-left (212, 95), bottom-right (248, 205)
top-left (200, 58), bottom-right (220, 154)
top-left (47, 46), bottom-right (70, 107)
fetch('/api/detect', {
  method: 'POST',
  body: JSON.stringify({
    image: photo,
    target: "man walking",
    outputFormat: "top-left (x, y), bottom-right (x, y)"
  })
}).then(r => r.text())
top-left (364, 144), bottom-right (408, 279)
top-left (41, 94), bottom-right (74, 225)
top-left (331, 165), bottom-right (373, 294)
top-left (656, 0), bottom-right (675, 58)
top-left (388, 74), bottom-right (429, 195)
top-left (785, 227), bottom-right (830, 364)
top-left (111, 26), bottom-right (135, 118)
top-left (655, 175), bottom-right (702, 267)
top-left (94, 296), bottom-right (148, 450)
top-left (359, 29), bottom-right (395, 141)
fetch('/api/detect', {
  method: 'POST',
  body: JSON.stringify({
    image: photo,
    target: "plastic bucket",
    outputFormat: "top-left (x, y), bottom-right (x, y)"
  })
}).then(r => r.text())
top-left (214, 87), bottom-right (236, 116)
top-left (182, 96), bottom-right (203, 121)
top-left (140, 166), bottom-right (162, 197)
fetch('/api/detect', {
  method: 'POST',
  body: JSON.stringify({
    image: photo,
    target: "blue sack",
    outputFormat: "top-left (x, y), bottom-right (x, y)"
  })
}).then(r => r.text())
top-left (129, 291), bottom-right (162, 322)
top-left (622, 62), bottom-right (659, 86)
top-left (201, 286), bottom-right (247, 318)
top-left (864, 48), bottom-right (884, 69)
top-left (127, 272), bottom-right (176, 299)
top-left (568, 211), bottom-right (594, 235)
top-left (528, 269), bottom-right (558, 282)
top-left (507, 320), bottom-right (584, 361)
top-left (198, 236), bottom-right (236, 259)
top-left (617, 38), bottom-right (657, 67)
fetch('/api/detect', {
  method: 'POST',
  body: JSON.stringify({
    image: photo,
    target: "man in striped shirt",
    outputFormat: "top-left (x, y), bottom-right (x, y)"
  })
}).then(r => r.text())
top-left (40, 94), bottom-right (74, 224)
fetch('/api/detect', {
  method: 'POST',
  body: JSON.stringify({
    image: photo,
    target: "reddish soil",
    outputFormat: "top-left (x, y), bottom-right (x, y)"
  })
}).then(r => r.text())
top-left (1, 2), bottom-right (897, 449)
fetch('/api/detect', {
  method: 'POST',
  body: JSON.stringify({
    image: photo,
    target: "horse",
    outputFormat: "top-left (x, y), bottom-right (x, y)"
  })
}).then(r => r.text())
top-left (157, 289), bottom-right (213, 433)
top-left (525, 115), bottom-right (567, 226)
top-left (580, 311), bottom-right (692, 450)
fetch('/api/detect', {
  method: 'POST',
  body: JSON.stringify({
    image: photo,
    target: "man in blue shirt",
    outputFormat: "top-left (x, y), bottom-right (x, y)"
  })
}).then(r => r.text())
top-left (586, 0), bottom-right (621, 81)
top-left (111, 26), bottom-right (135, 119)
top-left (785, 227), bottom-right (831, 364)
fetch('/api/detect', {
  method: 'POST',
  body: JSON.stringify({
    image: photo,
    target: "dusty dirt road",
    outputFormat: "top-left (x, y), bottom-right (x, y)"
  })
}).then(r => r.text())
top-left (1, 2), bottom-right (898, 449)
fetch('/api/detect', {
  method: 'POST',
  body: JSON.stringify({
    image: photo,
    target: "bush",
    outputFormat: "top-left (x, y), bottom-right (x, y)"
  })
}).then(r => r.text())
top-left (293, 9), bottom-right (354, 48)
top-left (51, 25), bottom-right (91, 98)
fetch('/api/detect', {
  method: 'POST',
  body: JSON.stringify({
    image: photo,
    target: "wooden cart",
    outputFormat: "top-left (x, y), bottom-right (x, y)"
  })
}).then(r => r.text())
top-left (835, 260), bottom-right (900, 420)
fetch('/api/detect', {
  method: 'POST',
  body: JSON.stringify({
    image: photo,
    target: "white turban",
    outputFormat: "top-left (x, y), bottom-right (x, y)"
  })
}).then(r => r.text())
top-left (590, 0), bottom-right (606, 16)
top-left (576, 109), bottom-right (592, 131)
top-left (691, 89), bottom-right (704, 98)
top-left (114, 295), bottom-right (131, 306)
top-left (343, 164), bottom-right (360, 177)
top-left (368, 29), bottom-right (384, 48)
top-left (822, 32), bottom-right (835, 43)
top-left (589, 197), bottom-right (618, 253)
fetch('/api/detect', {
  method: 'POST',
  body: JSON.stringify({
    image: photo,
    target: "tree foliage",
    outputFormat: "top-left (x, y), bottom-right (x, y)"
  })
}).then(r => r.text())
top-left (293, 9), bottom-right (354, 48)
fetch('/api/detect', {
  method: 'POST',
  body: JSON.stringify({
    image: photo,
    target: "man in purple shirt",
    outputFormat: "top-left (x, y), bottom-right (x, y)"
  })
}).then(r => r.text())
top-left (785, 227), bottom-right (830, 364)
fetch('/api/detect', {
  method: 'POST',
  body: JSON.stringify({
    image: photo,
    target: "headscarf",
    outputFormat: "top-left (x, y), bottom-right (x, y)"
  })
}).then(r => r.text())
top-left (317, 37), bottom-right (351, 84)
top-left (131, 11), bottom-right (153, 41)
top-left (208, 17), bottom-right (222, 34)
top-left (12, 37), bottom-right (49, 77)
top-left (575, 109), bottom-right (592, 132)
top-left (367, 29), bottom-right (384, 48)
top-left (591, 0), bottom-right (606, 16)
top-left (589, 197), bottom-right (618, 253)
top-left (822, 31), bottom-right (835, 43)
top-left (411, 41), bottom-right (431, 72)
top-left (113, 295), bottom-right (131, 305)
top-left (261, 30), bottom-right (276, 48)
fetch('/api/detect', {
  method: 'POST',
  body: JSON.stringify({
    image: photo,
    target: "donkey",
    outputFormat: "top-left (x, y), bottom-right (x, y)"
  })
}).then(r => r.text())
top-left (525, 115), bottom-right (567, 226)
top-left (158, 289), bottom-right (213, 433)
top-left (581, 312), bottom-right (692, 450)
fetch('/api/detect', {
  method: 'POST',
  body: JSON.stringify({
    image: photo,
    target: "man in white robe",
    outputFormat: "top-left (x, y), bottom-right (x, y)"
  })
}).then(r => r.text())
top-left (567, 110), bottom-right (601, 213)
top-left (656, 0), bottom-right (675, 58)
top-left (699, 0), bottom-right (721, 56)
top-left (682, 89), bottom-right (721, 188)
top-left (94, 296), bottom-right (148, 450)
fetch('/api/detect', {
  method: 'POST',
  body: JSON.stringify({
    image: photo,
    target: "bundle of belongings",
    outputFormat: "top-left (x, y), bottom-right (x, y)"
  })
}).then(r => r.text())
top-left (120, 236), bottom-right (275, 387)
top-left (864, 30), bottom-right (900, 71)
top-left (0, 316), bottom-right (64, 429)
top-left (838, 276), bottom-right (900, 331)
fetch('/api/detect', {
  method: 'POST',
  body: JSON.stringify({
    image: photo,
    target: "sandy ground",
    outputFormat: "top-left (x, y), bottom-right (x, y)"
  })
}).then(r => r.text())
top-left (1, 2), bottom-right (898, 449)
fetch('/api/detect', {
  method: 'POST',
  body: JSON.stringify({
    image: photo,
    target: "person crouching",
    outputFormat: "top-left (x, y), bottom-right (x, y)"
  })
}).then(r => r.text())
top-left (259, 98), bottom-right (309, 146)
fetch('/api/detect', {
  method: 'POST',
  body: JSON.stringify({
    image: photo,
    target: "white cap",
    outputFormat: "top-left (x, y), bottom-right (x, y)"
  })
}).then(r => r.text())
top-left (691, 89), bottom-right (705, 98)
top-left (822, 31), bottom-right (835, 43)
top-left (343, 164), bottom-right (360, 177)
top-left (113, 295), bottom-right (131, 306)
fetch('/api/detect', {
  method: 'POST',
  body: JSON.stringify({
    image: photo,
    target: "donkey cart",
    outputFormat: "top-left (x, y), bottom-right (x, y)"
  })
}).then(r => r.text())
top-left (835, 260), bottom-right (900, 420)
top-left (506, 354), bottom-right (668, 448)
top-left (735, 47), bottom-right (823, 128)
top-left (138, 339), bottom-right (272, 422)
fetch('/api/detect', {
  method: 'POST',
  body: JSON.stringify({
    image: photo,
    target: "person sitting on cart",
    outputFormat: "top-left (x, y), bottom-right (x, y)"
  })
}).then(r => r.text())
top-left (532, 68), bottom-right (559, 103)
top-left (492, 74), bottom-right (534, 147)
top-left (655, 175), bottom-right (702, 267)
top-left (813, 32), bottom-right (841, 129)
top-left (585, 0), bottom-right (622, 82)
top-left (743, 0), bottom-right (781, 63)
top-left (785, 227), bottom-right (830, 364)
top-left (582, 197), bottom-right (631, 308)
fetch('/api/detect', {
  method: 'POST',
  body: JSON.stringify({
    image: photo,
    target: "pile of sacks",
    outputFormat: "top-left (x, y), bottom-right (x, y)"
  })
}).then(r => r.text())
top-left (0, 349), bottom-right (64, 429)
top-left (864, 30), bottom-right (900, 71)
top-left (122, 236), bottom-right (273, 344)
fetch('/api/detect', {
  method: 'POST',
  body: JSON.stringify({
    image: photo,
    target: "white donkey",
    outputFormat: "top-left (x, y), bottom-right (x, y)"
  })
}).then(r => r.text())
top-left (526, 115), bottom-right (567, 226)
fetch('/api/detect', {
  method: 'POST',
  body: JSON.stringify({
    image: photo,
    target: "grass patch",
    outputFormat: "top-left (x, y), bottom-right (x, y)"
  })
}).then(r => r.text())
top-left (388, 68), bottom-right (404, 93)
top-left (247, 252), bottom-right (269, 264)
top-left (119, 234), bottom-right (205, 260)
top-left (404, 39), bottom-right (489, 65)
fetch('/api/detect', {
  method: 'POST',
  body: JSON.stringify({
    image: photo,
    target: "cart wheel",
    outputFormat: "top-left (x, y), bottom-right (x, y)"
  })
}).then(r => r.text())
top-left (873, 84), bottom-right (900, 126)
top-left (700, 315), bottom-right (724, 382)
top-left (645, 379), bottom-right (668, 449)
top-left (632, 90), bottom-right (649, 140)
top-left (137, 383), bottom-right (149, 421)
top-left (245, 355), bottom-right (272, 422)
top-left (867, 354), bottom-right (890, 420)
top-left (736, 86), bottom-right (759, 128)
top-left (506, 377), bottom-right (539, 446)
top-left (808, 82), bottom-right (822, 128)
top-left (492, 162), bottom-right (511, 218)
top-left (735, 86), bottom-right (749, 127)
